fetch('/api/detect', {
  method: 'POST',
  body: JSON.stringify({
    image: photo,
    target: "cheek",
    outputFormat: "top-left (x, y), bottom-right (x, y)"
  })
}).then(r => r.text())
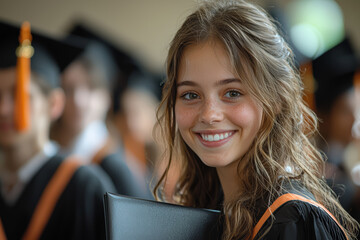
top-left (175, 103), bottom-right (197, 130)
top-left (31, 96), bottom-right (49, 128)
top-left (229, 103), bottom-right (262, 131)
top-left (330, 106), bottom-right (354, 131)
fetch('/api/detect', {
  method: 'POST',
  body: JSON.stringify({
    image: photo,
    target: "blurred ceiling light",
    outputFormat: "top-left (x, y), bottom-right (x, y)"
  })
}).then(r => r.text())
top-left (286, 0), bottom-right (345, 59)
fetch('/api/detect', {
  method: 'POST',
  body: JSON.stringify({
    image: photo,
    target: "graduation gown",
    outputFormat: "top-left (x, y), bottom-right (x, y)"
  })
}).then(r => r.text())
top-left (0, 154), bottom-right (116, 240)
top-left (99, 150), bottom-right (154, 200)
top-left (253, 181), bottom-right (347, 240)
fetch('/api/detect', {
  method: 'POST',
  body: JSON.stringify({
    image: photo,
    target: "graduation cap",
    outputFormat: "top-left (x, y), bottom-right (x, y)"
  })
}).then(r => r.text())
top-left (0, 20), bottom-right (83, 131)
top-left (66, 22), bottom-right (144, 81)
top-left (127, 71), bottom-right (164, 102)
top-left (65, 22), bottom-right (147, 112)
top-left (312, 38), bottom-right (360, 112)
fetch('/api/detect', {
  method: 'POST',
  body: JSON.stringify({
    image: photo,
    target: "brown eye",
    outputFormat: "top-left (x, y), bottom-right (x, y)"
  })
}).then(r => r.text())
top-left (225, 90), bottom-right (241, 98)
top-left (182, 92), bottom-right (199, 100)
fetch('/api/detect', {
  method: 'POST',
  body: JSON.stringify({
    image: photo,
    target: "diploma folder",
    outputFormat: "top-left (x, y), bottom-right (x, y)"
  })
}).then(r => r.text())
top-left (103, 192), bottom-right (222, 240)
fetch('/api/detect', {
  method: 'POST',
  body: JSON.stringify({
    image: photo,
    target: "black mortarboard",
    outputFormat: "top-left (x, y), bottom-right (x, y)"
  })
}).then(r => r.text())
top-left (127, 71), bottom-right (164, 101)
top-left (0, 20), bottom-right (83, 131)
top-left (66, 22), bottom-right (143, 78)
top-left (66, 21), bottom-right (148, 112)
top-left (0, 20), bottom-right (83, 88)
top-left (312, 38), bottom-right (360, 112)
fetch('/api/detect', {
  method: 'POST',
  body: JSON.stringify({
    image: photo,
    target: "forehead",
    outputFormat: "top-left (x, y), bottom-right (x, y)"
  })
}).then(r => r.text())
top-left (0, 67), bottom-right (43, 95)
top-left (61, 61), bottom-right (90, 86)
top-left (0, 67), bottom-right (17, 89)
top-left (178, 40), bottom-right (236, 83)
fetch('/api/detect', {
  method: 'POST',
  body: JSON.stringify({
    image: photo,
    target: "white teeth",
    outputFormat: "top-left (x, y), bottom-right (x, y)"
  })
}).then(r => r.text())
top-left (200, 132), bottom-right (232, 142)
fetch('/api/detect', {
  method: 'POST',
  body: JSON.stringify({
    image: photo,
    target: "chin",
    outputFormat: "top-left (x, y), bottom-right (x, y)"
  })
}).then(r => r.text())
top-left (198, 155), bottom-right (234, 168)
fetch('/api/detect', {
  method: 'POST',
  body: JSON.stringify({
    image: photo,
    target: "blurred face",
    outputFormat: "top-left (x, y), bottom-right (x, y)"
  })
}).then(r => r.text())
top-left (175, 41), bottom-right (263, 171)
top-left (0, 67), bottom-right (50, 148)
top-left (352, 82), bottom-right (360, 139)
top-left (327, 90), bottom-right (356, 146)
top-left (61, 61), bottom-right (108, 132)
top-left (122, 89), bottom-right (158, 143)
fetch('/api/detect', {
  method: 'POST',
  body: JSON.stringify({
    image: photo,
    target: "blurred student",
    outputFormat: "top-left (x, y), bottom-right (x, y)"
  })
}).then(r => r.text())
top-left (115, 71), bottom-right (178, 199)
top-left (0, 20), bottom-right (115, 239)
top-left (154, 0), bottom-right (359, 239)
top-left (312, 38), bottom-right (360, 213)
top-left (50, 23), bottom-right (151, 199)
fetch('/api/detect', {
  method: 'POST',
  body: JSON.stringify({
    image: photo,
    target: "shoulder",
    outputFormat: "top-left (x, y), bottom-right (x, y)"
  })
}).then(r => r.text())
top-left (256, 196), bottom-right (347, 240)
top-left (66, 158), bottom-right (116, 194)
top-left (100, 151), bottom-right (129, 170)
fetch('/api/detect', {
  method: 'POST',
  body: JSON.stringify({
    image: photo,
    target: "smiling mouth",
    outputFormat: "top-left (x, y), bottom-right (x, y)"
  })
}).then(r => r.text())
top-left (200, 131), bottom-right (233, 142)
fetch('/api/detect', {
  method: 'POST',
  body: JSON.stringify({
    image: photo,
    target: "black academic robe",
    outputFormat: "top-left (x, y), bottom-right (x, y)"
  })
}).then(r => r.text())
top-left (254, 182), bottom-right (347, 240)
top-left (325, 152), bottom-right (360, 226)
top-left (0, 154), bottom-right (116, 240)
top-left (99, 149), bottom-right (154, 200)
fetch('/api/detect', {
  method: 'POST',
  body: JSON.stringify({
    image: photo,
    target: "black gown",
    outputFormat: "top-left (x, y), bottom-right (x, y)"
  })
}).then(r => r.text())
top-left (99, 149), bottom-right (154, 200)
top-left (0, 154), bottom-right (116, 240)
top-left (253, 182), bottom-right (348, 240)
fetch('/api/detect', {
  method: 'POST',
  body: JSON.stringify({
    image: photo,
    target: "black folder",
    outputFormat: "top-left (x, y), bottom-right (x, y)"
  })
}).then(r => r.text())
top-left (103, 192), bottom-right (222, 240)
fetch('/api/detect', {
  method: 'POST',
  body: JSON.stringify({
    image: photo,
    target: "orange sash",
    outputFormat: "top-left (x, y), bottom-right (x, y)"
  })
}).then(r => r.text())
top-left (91, 137), bottom-right (115, 165)
top-left (252, 193), bottom-right (348, 240)
top-left (0, 219), bottom-right (5, 240)
top-left (0, 157), bottom-right (81, 240)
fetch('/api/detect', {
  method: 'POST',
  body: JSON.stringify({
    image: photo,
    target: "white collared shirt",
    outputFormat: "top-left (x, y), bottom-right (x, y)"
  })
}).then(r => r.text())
top-left (59, 121), bottom-right (108, 163)
top-left (0, 141), bottom-right (58, 205)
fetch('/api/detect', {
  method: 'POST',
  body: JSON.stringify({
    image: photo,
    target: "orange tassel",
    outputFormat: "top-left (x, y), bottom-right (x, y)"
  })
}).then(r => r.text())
top-left (300, 61), bottom-right (316, 112)
top-left (354, 71), bottom-right (360, 88)
top-left (15, 21), bottom-right (34, 132)
top-left (354, 71), bottom-right (360, 117)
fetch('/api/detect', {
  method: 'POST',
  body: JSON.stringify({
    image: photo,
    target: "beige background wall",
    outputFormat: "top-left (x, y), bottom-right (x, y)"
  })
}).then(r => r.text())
top-left (0, 0), bottom-right (359, 73)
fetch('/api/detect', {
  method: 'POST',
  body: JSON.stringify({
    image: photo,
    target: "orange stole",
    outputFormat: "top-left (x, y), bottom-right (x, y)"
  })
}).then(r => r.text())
top-left (91, 137), bottom-right (116, 165)
top-left (0, 219), bottom-right (5, 240)
top-left (0, 158), bottom-right (82, 240)
top-left (251, 193), bottom-right (348, 240)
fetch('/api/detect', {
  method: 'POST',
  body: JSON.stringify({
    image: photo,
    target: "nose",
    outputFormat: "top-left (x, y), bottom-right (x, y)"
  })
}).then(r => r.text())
top-left (199, 98), bottom-right (223, 125)
top-left (74, 87), bottom-right (89, 108)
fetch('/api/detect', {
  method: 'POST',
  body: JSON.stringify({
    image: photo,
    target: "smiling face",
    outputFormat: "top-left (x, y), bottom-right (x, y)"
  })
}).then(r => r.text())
top-left (175, 40), bottom-right (263, 172)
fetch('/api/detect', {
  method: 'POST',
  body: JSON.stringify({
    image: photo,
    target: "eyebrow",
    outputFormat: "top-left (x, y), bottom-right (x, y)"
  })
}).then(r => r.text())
top-left (177, 78), bottom-right (242, 87)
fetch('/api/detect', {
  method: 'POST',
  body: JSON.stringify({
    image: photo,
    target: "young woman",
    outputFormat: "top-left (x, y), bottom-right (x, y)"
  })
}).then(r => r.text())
top-left (154, 0), bottom-right (359, 239)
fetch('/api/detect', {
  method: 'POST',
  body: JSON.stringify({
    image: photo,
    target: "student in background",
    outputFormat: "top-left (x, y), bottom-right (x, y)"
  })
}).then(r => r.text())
top-left (50, 23), bottom-right (152, 199)
top-left (0, 20), bottom-right (115, 240)
top-left (115, 71), bottom-right (171, 198)
top-left (154, 0), bottom-right (359, 239)
top-left (312, 38), bottom-right (360, 218)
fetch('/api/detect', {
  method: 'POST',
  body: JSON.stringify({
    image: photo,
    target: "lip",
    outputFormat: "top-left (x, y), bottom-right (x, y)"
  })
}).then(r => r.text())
top-left (194, 130), bottom-right (236, 148)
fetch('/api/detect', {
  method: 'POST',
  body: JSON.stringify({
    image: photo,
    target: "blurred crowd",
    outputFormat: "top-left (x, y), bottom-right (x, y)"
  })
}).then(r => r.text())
top-left (0, 0), bottom-right (359, 239)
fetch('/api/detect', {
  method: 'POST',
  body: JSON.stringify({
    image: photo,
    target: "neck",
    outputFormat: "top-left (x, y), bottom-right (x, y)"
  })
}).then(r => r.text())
top-left (51, 121), bottom-right (83, 149)
top-left (216, 163), bottom-right (242, 203)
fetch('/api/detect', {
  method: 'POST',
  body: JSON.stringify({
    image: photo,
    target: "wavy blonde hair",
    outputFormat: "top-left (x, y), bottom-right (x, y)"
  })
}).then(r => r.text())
top-left (154, 0), bottom-right (359, 239)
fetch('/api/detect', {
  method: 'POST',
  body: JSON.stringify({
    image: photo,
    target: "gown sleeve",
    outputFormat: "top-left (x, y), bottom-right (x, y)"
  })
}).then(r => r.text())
top-left (258, 201), bottom-right (347, 240)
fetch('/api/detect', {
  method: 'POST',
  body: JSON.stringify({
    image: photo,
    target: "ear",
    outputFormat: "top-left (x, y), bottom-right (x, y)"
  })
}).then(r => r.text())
top-left (48, 88), bottom-right (65, 121)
